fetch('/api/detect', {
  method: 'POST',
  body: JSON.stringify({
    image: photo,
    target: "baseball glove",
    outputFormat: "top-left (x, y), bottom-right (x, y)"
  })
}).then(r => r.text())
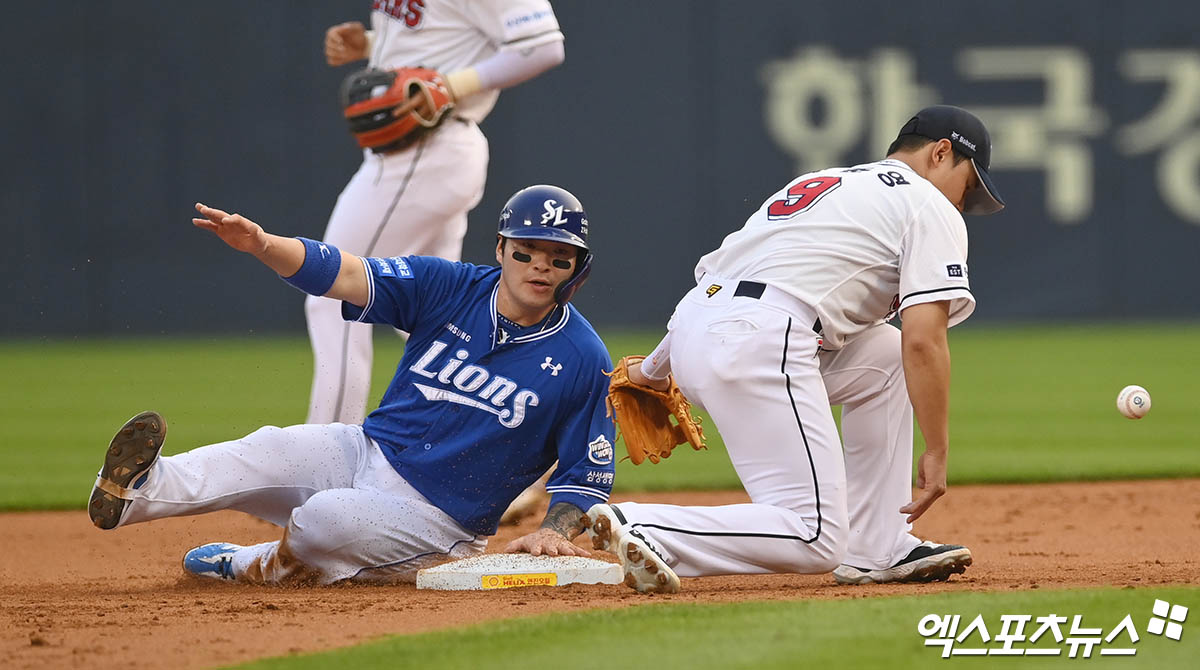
top-left (606, 355), bottom-right (706, 465)
top-left (341, 67), bottom-right (455, 153)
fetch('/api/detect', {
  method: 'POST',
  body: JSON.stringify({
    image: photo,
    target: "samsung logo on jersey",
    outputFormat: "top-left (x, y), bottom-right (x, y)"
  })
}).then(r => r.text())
top-left (409, 341), bottom-right (538, 428)
top-left (444, 322), bottom-right (471, 342)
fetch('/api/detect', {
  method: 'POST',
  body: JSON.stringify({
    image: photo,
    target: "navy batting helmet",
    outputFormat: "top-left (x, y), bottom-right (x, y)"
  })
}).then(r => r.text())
top-left (497, 185), bottom-right (593, 305)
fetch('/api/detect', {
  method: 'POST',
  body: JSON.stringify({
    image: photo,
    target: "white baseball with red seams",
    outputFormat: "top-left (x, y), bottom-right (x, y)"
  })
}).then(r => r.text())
top-left (1116, 385), bottom-right (1151, 419)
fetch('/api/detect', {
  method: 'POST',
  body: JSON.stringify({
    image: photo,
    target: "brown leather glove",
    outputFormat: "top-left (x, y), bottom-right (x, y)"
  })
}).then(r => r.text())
top-left (606, 355), bottom-right (706, 464)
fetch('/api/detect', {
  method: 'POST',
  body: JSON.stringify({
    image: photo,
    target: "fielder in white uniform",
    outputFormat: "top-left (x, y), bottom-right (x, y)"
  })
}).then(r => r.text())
top-left (311, 1), bottom-right (567, 425)
top-left (585, 106), bottom-right (1006, 593)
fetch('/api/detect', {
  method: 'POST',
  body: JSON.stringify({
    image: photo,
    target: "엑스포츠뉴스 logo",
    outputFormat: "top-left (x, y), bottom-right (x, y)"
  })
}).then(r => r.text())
top-left (917, 597), bottom-right (1189, 658)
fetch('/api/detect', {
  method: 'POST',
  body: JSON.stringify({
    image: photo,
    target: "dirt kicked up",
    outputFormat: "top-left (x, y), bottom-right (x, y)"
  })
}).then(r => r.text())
top-left (3, 480), bottom-right (1198, 670)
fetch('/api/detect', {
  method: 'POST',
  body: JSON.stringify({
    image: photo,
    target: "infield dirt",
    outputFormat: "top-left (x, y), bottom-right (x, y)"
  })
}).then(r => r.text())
top-left (4, 479), bottom-right (1198, 669)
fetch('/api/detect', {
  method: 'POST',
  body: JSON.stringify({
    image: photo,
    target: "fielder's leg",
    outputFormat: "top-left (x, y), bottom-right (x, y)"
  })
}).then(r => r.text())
top-left (820, 323), bottom-right (970, 583)
top-left (820, 323), bottom-right (921, 568)
top-left (594, 290), bottom-right (848, 581)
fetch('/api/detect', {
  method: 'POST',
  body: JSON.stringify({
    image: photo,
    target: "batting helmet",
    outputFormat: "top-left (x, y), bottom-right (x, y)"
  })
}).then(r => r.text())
top-left (498, 185), bottom-right (593, 305)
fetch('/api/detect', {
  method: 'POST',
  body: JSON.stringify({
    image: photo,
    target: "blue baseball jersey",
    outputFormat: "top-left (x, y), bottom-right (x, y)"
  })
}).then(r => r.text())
top-left (341, 255), bottom-right (616, 535)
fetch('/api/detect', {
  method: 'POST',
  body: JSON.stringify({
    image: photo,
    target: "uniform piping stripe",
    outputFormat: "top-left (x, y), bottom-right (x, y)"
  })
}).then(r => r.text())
top-left (900, 286), bottom-right (973, 304)
top-left (365, 139), bottom-right (426, 256)
top-left (355, 257), bottom-right (376, 321)
top-left (331, 324), bottom-right (353, 420)
top-left (332, 140), bottom-right (425, 419)
top-left (546, 485), bottom-right (608, 500)
top-left (780, 317), bottom-right (823, 544)
top-left (629, 522), bottom-right (820, 542)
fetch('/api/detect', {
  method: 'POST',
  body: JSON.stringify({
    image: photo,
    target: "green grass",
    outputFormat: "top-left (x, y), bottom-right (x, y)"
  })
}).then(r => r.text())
top-left (233, 586), bottom-right (1200, 669)
top-left (2, 323), bottom-right (1198, 510)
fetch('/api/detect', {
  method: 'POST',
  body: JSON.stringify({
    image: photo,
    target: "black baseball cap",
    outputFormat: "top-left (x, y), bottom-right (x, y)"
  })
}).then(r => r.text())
top-left (895, 105), bottom-right (1005, 215)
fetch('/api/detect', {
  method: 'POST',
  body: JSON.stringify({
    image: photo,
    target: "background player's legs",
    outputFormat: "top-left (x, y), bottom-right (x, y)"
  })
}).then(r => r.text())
top-left (613, 295), bottom-right (848, 577)
top-left (231, 443), bottom-right (485, 584)
top-left (306, 123), bottom-right (488, 424)
top-left (118, 423), bottom-right (367, 528)
top-left (821, 323), bottom-right (922, 569)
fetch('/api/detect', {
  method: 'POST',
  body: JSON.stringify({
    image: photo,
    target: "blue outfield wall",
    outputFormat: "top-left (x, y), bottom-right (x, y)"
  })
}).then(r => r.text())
top-left (4, 1), bottom-right (1199, 335)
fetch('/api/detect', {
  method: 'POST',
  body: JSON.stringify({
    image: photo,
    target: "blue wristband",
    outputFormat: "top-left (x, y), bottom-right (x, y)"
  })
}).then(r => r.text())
top-left (282, 238), bottom-right (342, 296)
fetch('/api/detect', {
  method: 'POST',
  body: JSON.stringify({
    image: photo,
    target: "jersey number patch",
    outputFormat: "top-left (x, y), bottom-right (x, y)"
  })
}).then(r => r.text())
top-left (766, 176), bottom-right (842, 220)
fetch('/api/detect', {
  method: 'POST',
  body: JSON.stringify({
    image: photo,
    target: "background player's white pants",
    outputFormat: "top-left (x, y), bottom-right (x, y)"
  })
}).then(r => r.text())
top-left (617, 281), bottom-right (920, 577)
top-left (116, 423), bottom-right (485, 584)
top-left (306, 121), bottom-right (489, 424)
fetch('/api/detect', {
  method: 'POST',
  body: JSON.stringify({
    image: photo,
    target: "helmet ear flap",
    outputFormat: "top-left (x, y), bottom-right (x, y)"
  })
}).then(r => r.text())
top-left (554, 252), bottom-right (593, 305)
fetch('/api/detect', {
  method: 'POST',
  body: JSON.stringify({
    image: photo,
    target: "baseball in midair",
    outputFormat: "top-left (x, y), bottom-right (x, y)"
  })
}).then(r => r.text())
top-left (1116, 385), bottom-right (1152, 419)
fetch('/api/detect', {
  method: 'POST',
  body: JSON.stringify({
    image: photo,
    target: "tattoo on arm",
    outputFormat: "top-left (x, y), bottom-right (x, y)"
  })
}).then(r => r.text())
top-left (540, 502), bottom-right (585, 539)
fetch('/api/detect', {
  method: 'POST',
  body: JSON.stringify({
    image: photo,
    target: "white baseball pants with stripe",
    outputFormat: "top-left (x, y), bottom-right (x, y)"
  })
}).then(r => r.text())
top-left (115, 423), bottom-right (484, 583)
top-left (618, 279), bottom-right (921, 576)
top-left (305, 120), bottom-right (489, 425)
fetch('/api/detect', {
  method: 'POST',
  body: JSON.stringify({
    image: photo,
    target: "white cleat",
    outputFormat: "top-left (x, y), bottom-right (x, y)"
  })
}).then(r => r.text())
top-left (833, 541), bottom-right (972, 585)
top-left (585, 504), bottom-right (680, 594)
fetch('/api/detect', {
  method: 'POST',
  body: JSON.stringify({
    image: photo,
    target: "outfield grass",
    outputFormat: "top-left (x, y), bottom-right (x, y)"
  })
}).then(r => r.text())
top-left (234, 586), bottom-right (1200, 670)
top-left (1, 323), bottom-right (1197, 510)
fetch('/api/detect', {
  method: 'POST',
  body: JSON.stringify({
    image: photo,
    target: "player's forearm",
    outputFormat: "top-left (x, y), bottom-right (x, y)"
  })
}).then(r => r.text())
top-left (251, 234), bottom-right (306, 277)
top-left (901, 329), bottom-right (951, 453)
top-left (325, 251), bottom-right (369, 307)
top-left (268, 238), bottom-right (369, 307)
top-left (540, 502), bottom-right (586, 540)
top-left (446, 39), bottom-right (564, 99)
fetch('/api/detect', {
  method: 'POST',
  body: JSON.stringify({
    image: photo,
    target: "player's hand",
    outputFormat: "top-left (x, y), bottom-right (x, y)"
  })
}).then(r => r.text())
top-left (900, 448), bottom-right (948, 523)
top-left (192, 203), bottom-right (268, 255)
top-left (325, 21), bottom-right (369, 66)
top-left (627, 357), bottom-right (670, 391)
top-left (504, 528), bottom-right (591, 557)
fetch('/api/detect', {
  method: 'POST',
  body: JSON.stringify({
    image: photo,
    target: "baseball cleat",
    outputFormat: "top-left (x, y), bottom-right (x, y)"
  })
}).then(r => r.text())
top-left (88, 411), bottom-right (167, 530)
top-left (183, 542), bottom-right (243, 580)
top-left (833, 541), bottom-right (972, 585)
top-left (619, 532), bottom-right (681, 594)
top-left (585, 504), bottom-right (680, 594)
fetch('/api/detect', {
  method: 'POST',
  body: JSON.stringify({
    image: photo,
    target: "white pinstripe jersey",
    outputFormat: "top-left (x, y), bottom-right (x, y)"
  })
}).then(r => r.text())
top-left (695, 159), bottom-right (975, 349)
top-left (368, 0), bottom-right (563, 122)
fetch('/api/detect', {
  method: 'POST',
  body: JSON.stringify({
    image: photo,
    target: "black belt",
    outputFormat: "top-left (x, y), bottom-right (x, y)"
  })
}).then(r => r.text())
top-left (733, 281), bottom-right (822, 334)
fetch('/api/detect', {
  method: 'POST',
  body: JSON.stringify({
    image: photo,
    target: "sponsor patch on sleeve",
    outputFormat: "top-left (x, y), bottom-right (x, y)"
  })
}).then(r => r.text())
top-left (587, 435), bottom-right (614, 465)
top-left (946, 263), bottom-right (966, 279)
top-left (388, 257), bottom-right (413, 279)
top-left (370, 257), bottom-right (413, 279)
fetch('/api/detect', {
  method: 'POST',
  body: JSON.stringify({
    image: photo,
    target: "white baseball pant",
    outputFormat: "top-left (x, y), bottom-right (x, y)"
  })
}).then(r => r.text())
top-left (616, 277), bottom-right (920, 576)
top-left (305, 120), bottom-right (489, 424)
top-left (115, 423), bottom-right (484, 583)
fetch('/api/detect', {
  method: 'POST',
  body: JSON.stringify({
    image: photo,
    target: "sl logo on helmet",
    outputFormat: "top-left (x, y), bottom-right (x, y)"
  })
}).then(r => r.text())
top-left (540, 199), bottom-right (568, 226)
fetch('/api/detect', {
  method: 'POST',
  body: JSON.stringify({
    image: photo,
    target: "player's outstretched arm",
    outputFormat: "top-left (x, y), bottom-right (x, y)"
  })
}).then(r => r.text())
top-left (898, 300), bottom-right (952, 523)
top-left (192, 203), bottom-right (369, 306)
top-left (503, 502), bottom-right (591, 557)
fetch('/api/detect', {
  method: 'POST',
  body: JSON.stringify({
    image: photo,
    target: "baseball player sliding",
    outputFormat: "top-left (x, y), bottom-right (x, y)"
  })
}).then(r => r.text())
top-left (586, 106), bottom-right (1004, 593)
top-left (88, 185), bottom-right (615, 583)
